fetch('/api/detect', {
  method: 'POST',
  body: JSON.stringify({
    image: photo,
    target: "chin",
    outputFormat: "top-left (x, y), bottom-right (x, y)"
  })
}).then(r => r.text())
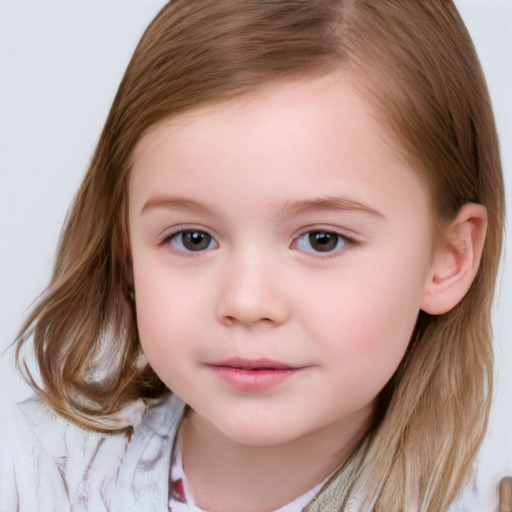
top-left (224, 429), bottom-right (296, 447)
top-left (214, 415), bottom-right (306, 448)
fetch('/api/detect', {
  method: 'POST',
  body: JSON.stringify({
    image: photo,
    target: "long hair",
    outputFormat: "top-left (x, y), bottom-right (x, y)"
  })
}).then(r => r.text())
top-left (16, 1), bottom-right (504, 509)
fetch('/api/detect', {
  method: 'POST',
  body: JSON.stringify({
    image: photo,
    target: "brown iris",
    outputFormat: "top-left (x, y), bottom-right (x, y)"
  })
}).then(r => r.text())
top-left (308, 231), bottom-right (339, 252)
top-left (180, 230), bottom-right (213, 251)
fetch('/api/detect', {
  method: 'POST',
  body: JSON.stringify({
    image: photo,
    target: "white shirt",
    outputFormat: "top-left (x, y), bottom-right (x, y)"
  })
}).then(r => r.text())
top-left (0, 393), bottom-right (482, 511)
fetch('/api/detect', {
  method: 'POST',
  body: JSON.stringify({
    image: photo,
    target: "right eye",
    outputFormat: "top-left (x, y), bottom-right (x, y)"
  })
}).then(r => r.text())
top-left (166, 229), bottom-right (218, 253)
top-left (292, 229), bottom-right (351, 256)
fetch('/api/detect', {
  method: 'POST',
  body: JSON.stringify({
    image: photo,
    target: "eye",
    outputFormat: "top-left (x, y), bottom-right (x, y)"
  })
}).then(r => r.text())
top-left (166, 229), bottom-right (218, 253)
top-left (294, 230), bottom-right (348, 254)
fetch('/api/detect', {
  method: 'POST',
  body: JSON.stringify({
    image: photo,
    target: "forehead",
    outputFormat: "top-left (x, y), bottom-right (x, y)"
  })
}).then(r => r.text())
top-left (129, 71), bottom-right (429, 222)
top-left (133, 72), bottom-right (394, 157)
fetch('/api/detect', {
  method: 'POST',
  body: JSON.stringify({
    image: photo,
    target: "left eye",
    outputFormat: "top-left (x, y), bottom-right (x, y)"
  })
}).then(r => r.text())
top-left (294, 230), bottom-right (347, 254)
top-left (167, 230), bottom-right (218, 253)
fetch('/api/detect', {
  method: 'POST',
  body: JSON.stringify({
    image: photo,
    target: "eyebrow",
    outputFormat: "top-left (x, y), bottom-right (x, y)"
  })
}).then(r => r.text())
top-left (141, 196), bottom-right (213, 216)
top-left (141, 194), bottom-right (386, 221)
top-left (276, 195), bottom-right (386, 222)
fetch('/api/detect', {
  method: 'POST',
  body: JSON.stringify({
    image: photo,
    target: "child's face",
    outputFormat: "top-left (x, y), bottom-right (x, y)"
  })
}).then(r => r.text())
top-left (128, 72), bottom-right (435, 448)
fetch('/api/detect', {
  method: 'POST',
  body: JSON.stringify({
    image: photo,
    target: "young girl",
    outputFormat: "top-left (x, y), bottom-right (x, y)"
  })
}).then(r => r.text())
top-left (0, 1), bottom-right (505, 511)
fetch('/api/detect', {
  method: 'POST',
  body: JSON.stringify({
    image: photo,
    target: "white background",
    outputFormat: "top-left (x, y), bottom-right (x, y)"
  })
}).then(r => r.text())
top-left (0, 1), bottom-right (510, 509)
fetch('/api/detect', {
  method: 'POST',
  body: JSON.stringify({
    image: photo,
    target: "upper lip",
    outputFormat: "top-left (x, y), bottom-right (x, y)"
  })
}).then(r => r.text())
top-left (208, 358), bottom-right (298, 370)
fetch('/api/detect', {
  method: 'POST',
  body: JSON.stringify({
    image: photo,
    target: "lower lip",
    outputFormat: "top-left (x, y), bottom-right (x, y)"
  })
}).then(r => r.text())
top-left (208, 365), bottom-right (305, 392)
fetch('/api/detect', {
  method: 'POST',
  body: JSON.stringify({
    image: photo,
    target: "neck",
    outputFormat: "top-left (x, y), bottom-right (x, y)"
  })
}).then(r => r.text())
top-left (180, 407), bottom-right (372, 512)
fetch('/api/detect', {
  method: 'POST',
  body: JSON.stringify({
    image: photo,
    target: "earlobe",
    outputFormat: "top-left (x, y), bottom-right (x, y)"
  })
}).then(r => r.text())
top-left (421, 203), bottom-right (487, 315)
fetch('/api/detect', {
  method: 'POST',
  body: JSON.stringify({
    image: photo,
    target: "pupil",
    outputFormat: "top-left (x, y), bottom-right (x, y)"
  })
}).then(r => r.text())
top-left (183, 231), bottom-right (210, 251)
top-left (309, 231), bottom-right (337, 252)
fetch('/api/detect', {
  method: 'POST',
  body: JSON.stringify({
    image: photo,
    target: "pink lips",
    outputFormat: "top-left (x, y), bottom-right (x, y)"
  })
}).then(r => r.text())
top-left (207, 358), bottom-right (306, 392)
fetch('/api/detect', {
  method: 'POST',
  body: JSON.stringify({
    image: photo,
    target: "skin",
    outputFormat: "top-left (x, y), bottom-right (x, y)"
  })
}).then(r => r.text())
top-left (128, 71), bottom-right (437, 512)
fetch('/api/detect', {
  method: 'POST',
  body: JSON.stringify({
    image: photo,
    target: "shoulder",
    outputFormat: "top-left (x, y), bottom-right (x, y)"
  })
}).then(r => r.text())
top-left (0, 398), bottom-right (78, 511)
top-left (0, 393), bottom-right (186, 512)
top-left (0, 397), bottom-right (131, 511)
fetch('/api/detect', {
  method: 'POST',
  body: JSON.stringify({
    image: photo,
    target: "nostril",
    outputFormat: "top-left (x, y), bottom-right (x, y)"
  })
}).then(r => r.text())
top-left (220, 314), bottom-right (277, 327)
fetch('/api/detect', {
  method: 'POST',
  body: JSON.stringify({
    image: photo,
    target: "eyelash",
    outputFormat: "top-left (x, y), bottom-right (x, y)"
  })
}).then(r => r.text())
top-left (160, 227), bottom-right (357, 256)
top-left (291, 229), bottom-right (355, 256)
top-left (161, 228), bottom-right (219, 254)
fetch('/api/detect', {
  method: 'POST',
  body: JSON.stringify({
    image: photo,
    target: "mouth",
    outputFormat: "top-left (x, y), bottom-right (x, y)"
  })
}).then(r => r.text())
top-left (206, 358), bottom-right (308, 392)
top-left (209, 358), bottom-right (297, 371)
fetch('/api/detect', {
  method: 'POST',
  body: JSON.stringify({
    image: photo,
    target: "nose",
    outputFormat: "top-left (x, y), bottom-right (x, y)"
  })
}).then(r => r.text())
top-left (215, 251), bottom-right (291, 327)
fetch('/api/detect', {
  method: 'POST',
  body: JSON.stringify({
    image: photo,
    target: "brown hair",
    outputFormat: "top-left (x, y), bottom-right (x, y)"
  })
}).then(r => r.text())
top-left (16, 1), bottom-right (504, 509)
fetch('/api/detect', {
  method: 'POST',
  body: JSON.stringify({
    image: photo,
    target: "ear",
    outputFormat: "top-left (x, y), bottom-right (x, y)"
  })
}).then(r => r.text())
top-left (421, 203), bottom-right (487, 315)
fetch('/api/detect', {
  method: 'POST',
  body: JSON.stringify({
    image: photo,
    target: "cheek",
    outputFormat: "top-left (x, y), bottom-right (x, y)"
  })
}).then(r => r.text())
top-left (132, 265), bottom-right (186, 360)
top-left (132, 262), bottom-right (216, 385)
top-left (302, 255), bottom-right (427, 385)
